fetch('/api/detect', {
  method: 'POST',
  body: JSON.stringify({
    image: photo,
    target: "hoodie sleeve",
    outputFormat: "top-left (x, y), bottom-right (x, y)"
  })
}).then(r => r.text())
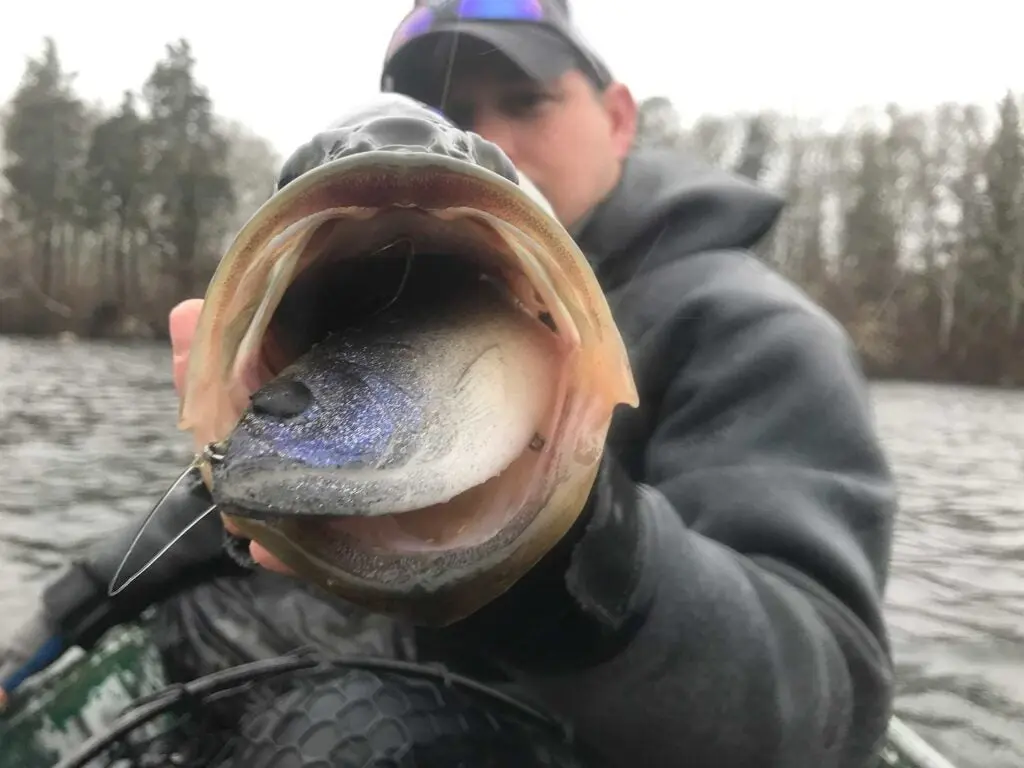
top-left (440, 252), bottom-right (898, 768)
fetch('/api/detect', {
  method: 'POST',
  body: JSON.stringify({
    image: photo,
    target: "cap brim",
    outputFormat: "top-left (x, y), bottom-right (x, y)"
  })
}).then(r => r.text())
top-left (385, 22), bottom-right (577, 91)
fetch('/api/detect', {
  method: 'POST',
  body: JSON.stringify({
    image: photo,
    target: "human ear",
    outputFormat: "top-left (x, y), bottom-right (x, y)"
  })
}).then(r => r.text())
top-left (601, 82), bottom-right (638, 159)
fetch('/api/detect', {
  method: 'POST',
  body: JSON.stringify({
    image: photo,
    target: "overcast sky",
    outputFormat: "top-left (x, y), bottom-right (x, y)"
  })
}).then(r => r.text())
top-left (1, 0), bottom-right (1020, 156)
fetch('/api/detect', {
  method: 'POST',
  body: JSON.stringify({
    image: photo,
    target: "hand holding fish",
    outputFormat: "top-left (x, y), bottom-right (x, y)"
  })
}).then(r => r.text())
top-left (169, 299), bottom-right (203, 395)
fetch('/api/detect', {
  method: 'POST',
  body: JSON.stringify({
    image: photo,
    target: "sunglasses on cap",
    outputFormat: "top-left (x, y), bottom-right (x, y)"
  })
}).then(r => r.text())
top-left (383, 0), bottom-right (611, 89)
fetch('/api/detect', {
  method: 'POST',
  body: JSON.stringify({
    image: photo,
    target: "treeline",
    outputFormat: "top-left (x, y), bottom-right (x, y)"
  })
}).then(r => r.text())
top-left (2, 39), bottom-right (1023, 386)
top-left (636, 95), bottom-right (1024, 386)
top-left (0, 38), bottom-right (280, 338)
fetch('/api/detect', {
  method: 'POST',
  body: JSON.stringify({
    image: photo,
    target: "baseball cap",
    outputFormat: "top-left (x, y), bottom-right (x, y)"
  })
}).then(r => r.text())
top-left (381, 0), bottom-right (613, 101)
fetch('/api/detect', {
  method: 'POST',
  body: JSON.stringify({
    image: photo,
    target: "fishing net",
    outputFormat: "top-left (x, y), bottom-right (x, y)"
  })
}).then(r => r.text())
top-left (52, 650), bottom-right (594, 768)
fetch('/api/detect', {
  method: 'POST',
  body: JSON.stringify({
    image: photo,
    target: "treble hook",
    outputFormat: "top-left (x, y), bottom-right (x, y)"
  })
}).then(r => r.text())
top-left (107, 442), bottom-right (226, 598)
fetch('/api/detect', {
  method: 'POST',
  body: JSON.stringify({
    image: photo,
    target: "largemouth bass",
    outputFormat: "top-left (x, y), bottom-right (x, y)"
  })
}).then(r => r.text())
top-left (173, 93), bottom-right (638, 626)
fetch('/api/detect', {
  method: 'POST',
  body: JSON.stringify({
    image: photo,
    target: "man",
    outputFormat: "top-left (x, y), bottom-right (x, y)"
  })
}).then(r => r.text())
top-left (3, 2), bottom-right (898, 766)
top-left (221, 1), bottom-right (896, 765)
top-left (386, 2), bottom-right (895, 766)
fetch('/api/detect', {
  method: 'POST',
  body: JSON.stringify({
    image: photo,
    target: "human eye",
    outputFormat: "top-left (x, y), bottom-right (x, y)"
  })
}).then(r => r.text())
top-left (499, 89), bottom-right (552, 120)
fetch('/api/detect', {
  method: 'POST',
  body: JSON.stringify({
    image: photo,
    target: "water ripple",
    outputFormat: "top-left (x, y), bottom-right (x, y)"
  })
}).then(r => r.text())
top-left (873, 382), bottom-right (1024, 768)
top-left (0, 338), bottom-right (191, 603)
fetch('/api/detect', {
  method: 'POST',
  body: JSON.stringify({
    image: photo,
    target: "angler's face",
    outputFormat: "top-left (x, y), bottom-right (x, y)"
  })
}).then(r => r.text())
top-left (438, 59), bottom-right (637, 230)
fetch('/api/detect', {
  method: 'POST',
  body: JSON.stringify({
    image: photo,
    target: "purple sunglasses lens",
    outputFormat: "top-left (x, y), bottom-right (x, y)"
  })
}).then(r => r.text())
top-left (387, 0), bottom-right (546, 59)
top-left (456, 0), bottom-right (545, 20)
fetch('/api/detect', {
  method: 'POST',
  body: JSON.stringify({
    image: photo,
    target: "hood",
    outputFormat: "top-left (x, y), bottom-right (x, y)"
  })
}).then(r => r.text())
top-left (574, 146), bottom-right (785, 282)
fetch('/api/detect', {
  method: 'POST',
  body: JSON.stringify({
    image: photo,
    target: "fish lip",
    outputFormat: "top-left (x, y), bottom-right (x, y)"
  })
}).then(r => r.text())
top-left (280, 96), bottom-right (521, 197)
top-left (292, 149), bottom-right (489, 186)
top-left (273, 148), bottom-right (543, 214)
top-left (222, 493), bottom-right (542, 568)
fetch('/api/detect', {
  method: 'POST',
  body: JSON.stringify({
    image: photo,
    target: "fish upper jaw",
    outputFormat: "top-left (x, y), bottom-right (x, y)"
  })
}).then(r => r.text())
top-left (277, 93), bottom-right (520, 194)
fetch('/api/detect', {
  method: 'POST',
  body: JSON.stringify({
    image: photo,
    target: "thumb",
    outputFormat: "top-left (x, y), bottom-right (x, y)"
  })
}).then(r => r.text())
top-left (170, 299), bottom-right (205, 395)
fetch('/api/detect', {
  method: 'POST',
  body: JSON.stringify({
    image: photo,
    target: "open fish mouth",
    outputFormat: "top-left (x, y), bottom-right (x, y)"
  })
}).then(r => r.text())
top-left (176, 94), bottom-right (637, 625)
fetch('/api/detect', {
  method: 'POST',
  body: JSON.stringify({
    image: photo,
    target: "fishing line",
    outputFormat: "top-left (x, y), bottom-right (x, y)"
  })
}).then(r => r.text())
top-left (436, 21), bottom-right (464, 116)
top-left (365, 237), bottom-right (416, 318)
top-left (107, 443), bottom-right (225, 598)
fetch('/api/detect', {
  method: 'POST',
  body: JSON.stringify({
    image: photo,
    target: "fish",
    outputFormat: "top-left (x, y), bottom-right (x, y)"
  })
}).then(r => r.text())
top-left (171, 93), bottom-right (638, 626)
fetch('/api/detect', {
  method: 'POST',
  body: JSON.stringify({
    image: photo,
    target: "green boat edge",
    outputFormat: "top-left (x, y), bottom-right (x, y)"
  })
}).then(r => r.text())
top-left (0, 622), bottom-right (958, 768)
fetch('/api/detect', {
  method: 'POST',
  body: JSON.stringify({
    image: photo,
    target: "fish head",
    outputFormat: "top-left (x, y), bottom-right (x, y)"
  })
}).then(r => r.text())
top-left (178, 92), bottom-right (638, 626)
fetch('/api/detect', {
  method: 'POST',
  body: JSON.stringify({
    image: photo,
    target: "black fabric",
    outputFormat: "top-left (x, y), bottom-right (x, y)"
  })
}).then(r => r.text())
top-left (150, 571), bottom-right (413, 685)
top-left (418, 454), bottom-right (651, 676)
top-left (418, 146), bottom-right (898, 768)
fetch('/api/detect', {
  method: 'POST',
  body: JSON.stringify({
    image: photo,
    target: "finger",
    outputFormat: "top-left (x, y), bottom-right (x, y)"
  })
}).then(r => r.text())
top-left (250, 541), bottom-right (298, 576)
top-left (221, 513), bottom-right (297, 576)
top-left (221, 513), bottom-right (243, 537)
top-left (169, 300), bottom-right (204, 394)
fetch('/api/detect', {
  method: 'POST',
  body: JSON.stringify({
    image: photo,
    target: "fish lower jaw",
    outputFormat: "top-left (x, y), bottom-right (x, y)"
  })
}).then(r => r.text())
top-left (222, 504), bottom-right (517, 557)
